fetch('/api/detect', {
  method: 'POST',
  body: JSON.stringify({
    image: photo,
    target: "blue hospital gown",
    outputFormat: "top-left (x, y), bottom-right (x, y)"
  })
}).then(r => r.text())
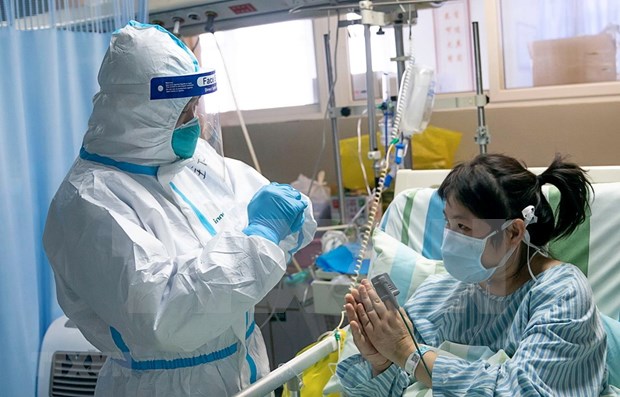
top-left (337, 264), bottom-right (608, 396)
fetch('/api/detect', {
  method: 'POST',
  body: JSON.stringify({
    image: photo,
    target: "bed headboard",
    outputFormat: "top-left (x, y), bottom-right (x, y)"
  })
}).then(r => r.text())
top-left (386, 166), bottom-right (620, 320)
top-left (394, 166), bottom-right (620, 194)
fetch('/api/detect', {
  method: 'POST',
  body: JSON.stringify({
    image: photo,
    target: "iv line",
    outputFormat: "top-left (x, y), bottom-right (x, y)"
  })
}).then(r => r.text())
top-left (350, 57), bottom-right (418, 288)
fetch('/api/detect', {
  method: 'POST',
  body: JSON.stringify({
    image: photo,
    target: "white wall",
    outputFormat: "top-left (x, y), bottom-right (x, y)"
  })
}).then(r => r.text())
top-left (222, 97), bottom-right (620, 187)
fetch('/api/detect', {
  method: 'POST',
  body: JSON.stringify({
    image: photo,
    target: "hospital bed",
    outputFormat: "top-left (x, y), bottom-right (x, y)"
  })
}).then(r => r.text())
top-left (235, 166), bottom-right (620, 396)
top-left (40, 166), bottom-right (619, 397)
top-left (389, 166), bottom-right (620, 322)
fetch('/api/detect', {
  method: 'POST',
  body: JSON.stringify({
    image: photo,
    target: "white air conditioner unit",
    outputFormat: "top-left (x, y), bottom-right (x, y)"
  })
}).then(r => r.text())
top-left (38, 316), bottom-right (107, 397)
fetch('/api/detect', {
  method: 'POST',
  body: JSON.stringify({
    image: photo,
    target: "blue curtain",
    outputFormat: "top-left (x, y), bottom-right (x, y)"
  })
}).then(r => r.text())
top-left (0, 2), bottom-right (147, 395)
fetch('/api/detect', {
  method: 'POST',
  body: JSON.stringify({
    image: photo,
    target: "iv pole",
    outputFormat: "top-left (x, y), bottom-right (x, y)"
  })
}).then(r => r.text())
top-left (362, 12), bottom-right (380, 180)
top-left (393, 16), bottom-right (410, 168)
top-left (319, 0), bottom-right (452, 225)
top-left (324, 34), bottom-right (347, 224)
top-left (472, 21), bottom-right (489, 154)
top-left (358, 1), bottom-right (431, 178)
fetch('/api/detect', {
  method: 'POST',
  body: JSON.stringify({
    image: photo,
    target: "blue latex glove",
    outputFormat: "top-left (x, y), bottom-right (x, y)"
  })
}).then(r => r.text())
top-left (243, 183), bottom-right (307, 244)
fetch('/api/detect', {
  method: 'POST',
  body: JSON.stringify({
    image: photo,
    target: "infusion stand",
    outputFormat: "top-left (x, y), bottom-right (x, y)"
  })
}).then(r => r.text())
top-left (320, 0), bottom-right (451, 224)
top-left (323, 1), bottom-right (401, 224)
top-left (472, 21), bottom-right (490, 154)
top-left (324, 33), bottom-right (347, 224)
top-left (393, 16), bottom-right (412, 168)
top-left (360, 1), bottom-right (382, 181)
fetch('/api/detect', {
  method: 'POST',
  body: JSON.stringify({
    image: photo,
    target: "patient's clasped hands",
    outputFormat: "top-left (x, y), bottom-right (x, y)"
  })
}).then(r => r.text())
top-left (344, 279), bottom-right (415, 376)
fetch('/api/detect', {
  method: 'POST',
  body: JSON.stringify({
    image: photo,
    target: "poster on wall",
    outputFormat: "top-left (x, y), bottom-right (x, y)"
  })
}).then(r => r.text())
top-left (433, 0), bottom-right (473, 93)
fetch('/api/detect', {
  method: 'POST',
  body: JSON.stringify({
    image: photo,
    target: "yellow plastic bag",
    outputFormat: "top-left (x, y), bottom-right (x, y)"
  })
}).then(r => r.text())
top-left (339, 126), bottom-right (462, 191)
top-left (339, 133), bottom-right (383, 191)
top-left (281, 329), bottom-right (346, 397)
top-left (411, 125), bottom-right (462, 169)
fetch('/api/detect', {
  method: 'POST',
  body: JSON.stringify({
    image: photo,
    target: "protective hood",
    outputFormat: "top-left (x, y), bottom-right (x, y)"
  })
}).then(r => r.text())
top-left (83, 21), bottom-right (200, 166)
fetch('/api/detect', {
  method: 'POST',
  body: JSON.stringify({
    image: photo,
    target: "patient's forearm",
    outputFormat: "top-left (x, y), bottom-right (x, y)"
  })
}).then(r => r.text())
top-left (371, 361), bottom-right (391, 377)
top-left (413, 351), bottom-right (436, 388)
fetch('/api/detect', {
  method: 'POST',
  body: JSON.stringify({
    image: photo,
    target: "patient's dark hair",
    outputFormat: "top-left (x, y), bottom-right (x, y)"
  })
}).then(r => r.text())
top-left (437, 153), bottom-right (592, 251)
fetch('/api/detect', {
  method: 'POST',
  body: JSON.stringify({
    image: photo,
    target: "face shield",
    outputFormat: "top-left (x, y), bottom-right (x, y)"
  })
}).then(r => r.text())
top-left (195, 89), bottom-right (223, 156)
top-left (153, 68), bottom-right (226, 183)
top-left (152, 68), bottom-right (223, 158)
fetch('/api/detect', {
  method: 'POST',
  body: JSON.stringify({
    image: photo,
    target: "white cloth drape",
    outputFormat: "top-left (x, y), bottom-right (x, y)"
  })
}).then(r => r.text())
top-left (538, 0), bottom-right (620, 38)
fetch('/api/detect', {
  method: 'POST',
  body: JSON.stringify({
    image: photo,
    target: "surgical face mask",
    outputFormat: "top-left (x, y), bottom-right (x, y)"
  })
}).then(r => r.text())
top-left (441, 221), bottom-right (517, 284)
top-left (172, 117), bottom-right (200, 159)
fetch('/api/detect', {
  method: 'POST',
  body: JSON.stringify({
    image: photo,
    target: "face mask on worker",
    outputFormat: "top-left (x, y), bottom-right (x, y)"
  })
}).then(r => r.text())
top-left (172, 117), bottom-right (200, 159)
top-left (441, 220), bottom-right (517, 283)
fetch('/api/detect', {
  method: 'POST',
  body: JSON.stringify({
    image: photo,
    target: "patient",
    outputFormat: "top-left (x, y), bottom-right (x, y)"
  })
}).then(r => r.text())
top-left (338, 153), bottom-right (608, 396)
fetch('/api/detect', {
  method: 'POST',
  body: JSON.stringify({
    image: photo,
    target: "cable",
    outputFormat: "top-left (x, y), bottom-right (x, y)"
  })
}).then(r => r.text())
top-left (392, 57), bottom-right (415, 141)
top-left (258, 279), bottom-right (285, 329)
top-left (211, 33), bottom-right (262, 173)
top-left (325, 326), bottom-right (346, 376)
top-left (335, 309), bottom-right (347, 331)
top-left (356, 111), bottom-right (373, 197)
top-left (373, 273), bottom-right (431, 379)
top-left (307, 10), bottom-right (340, 199)
top-left (190, 35), bottom-right (200, 52)
top-left (398, 309), bottom-right (431, 378)
top-left (348, 198), bottom-right (370, 227)
top-left (347, 61), bottom-right (417, 270)
top-left (350, 142), bottom-right (396, 288)
top-left (349, 56), bottom-right (418, 286)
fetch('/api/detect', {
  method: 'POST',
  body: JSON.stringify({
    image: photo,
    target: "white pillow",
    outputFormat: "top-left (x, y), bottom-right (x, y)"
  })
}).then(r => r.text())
top-left (369, 228), bottom-right (446, 304)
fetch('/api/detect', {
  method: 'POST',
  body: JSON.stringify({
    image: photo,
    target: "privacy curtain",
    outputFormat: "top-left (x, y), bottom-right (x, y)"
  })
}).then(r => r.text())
top-left (538, 0), bottom-right (620, 37)
top-left (0, 1), bottom-right (147, 395)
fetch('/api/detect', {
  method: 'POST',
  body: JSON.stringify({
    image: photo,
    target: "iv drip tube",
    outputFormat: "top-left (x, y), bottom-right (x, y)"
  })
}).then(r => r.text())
top-left (350, 153), bottom-right (392, 288)
top-left (392, 59), bottom-right (416, 140)
top-left (212, 34), bottom-right (262, 173)
top-left (350, 58), bottom-right (417, 287)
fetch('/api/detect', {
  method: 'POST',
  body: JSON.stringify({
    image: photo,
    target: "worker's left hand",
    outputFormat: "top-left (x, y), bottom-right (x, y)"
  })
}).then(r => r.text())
top-left (355, 279), bottom-right (415, 368)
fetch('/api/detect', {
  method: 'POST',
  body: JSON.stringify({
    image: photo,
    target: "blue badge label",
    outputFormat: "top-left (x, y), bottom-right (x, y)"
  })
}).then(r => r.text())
top-left (150, 71), bottom-right (217, 100)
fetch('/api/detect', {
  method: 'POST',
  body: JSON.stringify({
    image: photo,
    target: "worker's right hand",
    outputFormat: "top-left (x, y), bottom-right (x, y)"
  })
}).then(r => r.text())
top-left (243, 183), bottom-right (307, 244)
top-left (345, 290), bottom-right (392, 377)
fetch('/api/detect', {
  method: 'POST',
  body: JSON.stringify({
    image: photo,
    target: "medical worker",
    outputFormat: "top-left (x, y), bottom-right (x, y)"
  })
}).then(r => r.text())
top-left (339, 154), bottom-right (608, 396)
top-left (43, 21), bottom-right (316, 396)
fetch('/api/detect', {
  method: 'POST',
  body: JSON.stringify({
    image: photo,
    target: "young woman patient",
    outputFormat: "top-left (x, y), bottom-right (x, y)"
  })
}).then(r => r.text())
top-left (338, 153), bottom-right (607, 396)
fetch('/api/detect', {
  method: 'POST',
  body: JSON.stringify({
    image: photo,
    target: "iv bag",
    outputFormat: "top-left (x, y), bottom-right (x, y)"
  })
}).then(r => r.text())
top-left (398, 64), bottom-right (435, 137)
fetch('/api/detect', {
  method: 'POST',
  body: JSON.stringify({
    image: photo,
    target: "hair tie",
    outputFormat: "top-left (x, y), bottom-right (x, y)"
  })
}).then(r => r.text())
top-left (536, 173), bottom-right (545, 187)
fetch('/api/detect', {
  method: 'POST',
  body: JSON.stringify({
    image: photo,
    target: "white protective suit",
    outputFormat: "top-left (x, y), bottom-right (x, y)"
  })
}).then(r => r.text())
top-left (43, 22), bottom-right (316, 396)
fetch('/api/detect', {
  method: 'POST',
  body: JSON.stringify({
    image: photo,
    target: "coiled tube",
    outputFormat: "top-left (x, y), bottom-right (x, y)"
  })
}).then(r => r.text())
top-left (350, 144), bottom-right (394, 288)
top-left (393, 60), bottom-right (435, 138)
top-left (391, 60), bottom-right (414, 140)
top-left (350, 59), bottom-right (431, 287)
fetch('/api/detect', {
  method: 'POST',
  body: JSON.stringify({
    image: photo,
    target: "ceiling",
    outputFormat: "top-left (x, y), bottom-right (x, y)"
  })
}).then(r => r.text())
top-left (147, 0), bottom-right (358, 35)
top-left (147, 0), bottom-right (449, 36)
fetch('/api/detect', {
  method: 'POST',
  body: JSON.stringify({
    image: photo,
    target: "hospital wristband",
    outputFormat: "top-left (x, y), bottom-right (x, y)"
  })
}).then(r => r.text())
top-left (404, 344), bottom-right (432, 380)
